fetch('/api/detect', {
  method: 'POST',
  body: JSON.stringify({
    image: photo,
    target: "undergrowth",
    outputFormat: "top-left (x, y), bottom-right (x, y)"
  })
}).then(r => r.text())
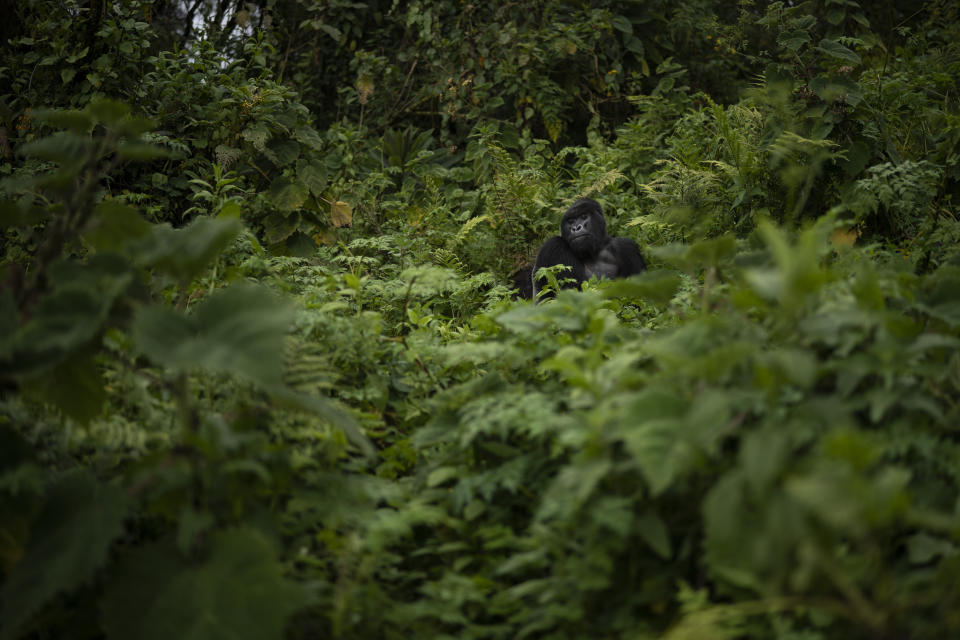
top-left (2, 1), bottom-right (960, 639)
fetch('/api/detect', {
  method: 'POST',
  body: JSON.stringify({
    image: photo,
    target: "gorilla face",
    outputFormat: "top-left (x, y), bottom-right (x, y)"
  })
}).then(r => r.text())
top-left (563, 213), bottom-right (596, 252)
top-left (561, 200), bottom-right (607, 257)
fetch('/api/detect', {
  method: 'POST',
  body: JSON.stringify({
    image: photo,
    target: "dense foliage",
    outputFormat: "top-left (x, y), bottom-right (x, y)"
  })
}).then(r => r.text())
top-left (2, 0), bottom-right (960, 638)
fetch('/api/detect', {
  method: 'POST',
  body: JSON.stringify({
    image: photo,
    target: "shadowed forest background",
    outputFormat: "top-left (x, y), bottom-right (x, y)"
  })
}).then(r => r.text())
top-left (2, 0), bottom-right (960, 638)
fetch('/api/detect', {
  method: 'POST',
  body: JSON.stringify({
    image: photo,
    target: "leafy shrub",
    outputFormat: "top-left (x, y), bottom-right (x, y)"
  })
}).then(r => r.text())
top-left (4, 2), bottom-right (960, 640)
top-left (0, 102), bottom-right (372, 639)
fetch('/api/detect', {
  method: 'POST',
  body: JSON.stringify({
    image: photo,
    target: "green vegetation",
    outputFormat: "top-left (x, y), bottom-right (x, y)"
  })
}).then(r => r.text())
top-left (2, 0), bottom-right (960, 637)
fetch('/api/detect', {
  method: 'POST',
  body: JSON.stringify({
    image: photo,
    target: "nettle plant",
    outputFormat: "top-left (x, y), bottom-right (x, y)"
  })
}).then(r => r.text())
top-left (385, 220), bottom-right (960, 639)
top-left (0, 100), bottom-right (372, 640)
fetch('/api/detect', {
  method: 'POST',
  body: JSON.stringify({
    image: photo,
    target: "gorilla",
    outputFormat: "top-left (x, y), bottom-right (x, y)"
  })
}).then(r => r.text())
top-left (532, 198), bottom-right (646, 299)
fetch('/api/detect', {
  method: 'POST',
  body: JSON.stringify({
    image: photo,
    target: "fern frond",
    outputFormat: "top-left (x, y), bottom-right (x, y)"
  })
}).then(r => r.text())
top-left (284, 338), bottom-right (336, 392)
top-left (456, 215), bottom-right (493, 242)
top-left (432, 248), bottom-right (465, 272)
top-left (575, 170), bottom-right (625, 200)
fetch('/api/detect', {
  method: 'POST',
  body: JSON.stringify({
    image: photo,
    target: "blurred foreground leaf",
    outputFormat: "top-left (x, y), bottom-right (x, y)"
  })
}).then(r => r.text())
top-left (132, 284), bottom-right (292, 387)
top-left (101, 529), bottom-right (311, 640)
top-left (135, 216), bottom-right (242, 283)
top-left (0, 471), bottom-right (126, 640)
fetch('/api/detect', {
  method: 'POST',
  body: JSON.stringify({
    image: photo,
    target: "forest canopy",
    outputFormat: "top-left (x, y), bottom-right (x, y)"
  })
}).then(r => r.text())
top-left (2, 1), bottom-right (960, 638)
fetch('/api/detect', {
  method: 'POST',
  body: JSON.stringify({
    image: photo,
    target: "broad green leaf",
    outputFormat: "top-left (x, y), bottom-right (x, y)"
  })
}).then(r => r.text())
top-left (537, 459), bottom-right (611, 522)
top-left (754, 348), bottom-right (817, 390)
top-left (22, 350), bottom-right (106, 424)
top-left (132, 284), bottom-right (292, 387)
top-left (463, 500), bottom-right (485, 521)
top-left (643, 320), bottom-right (754, 383)
top-left (32, 107), bottom-right (93, 133)
top-left (647, 236), bottom-right (737, 271)
top-left (686, 235), bottom-right (738, 266)
top-left (703, 477), bottom-right (805, 591)
top-left (65, 46), bottom-right (88, 63)
top-left (427, 466), bottom-right (459, 488)
top-left (101, 530), bottom-right (311, 640)
top-left (267, 140), bottom-right (300, 167)
top-left (298, 162), bottom-right (327, 196)
top-left (620, 388), bottom-right (689, 495)
top-left (176, 508), bottom-right (214, 555)
top-left (740, 429), bottom-right (790, 494)
top-left (318, 23), bottom-right (341, 40)
top-left (702, 474), bottom-right (756, 588)
top-left (135, 216), bottom-right (242, 283)
top-left (116, 116), bottom-right (157, 137)
top-left (19, 131), bottom-right (88, 163)
top-left (826, 9), bottom-right (845, 25)
top-left (592, 496), bottom-right (633, 538)
top-left (841, 139), bottom-right (871, 176)
top-left (685, 389), bottom-right (734, 449)
top-left (785, 472), bottom-right (862, 533)
top-left (0, 198), bottom-right (41, 228)
top-left (816, 38), bottom-right (861, 65)
top-left (496, 302), bottom-right (554, 334)
top-left (86, 98), bottom-right (130, 125)
top-left (285, 231), bottom-right (317, 257)
top-left (821, 429), bottom-right (880, 471)
top-left (83, 200), bottom-right (153, 251)
top-left (778, 29), bottom-right (811, 52)
top-left (0, 471), bottom-right (126, 640)
top-left (242, 123), bottom-right (270, 150)
top-left (654, 76), bottom-right (675, 96)
top-left (626, 421), bottom-right (688, 496)
top-left (11, 254), bottom-right (133, 375)
top-left (267, 176), bottom-right (308, 212)
top-left (610, 15), bottom-right (632, 34)
top-left (116, 141), bottom-right (170, 160)
top-left (915, 266), bottom-right (960, 326)
top-left (216, 199), bottom-right (243, 219)
top-left (132, 305), bottom-right (194, 358)
top-left (293, 126), bottom-right (323, 151)
top-left (262, 211), bottom-right (300, 244)
top-left (906, 333), bottom-right (960, 355)
top-left (810, 75), bottom-right (863, 106)
top-left (636, 510), bottom-right (672, 559)
top-left (601, 269), bottom-right (681, 303)
top-left (907, 533), bottom-right (956, 564)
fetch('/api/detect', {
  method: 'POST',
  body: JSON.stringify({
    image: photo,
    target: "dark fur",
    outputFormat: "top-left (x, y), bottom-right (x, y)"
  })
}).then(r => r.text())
top-left (511, 265), bottom-right (534, 300)
top-left (532, 198), bottom-right (645, 299)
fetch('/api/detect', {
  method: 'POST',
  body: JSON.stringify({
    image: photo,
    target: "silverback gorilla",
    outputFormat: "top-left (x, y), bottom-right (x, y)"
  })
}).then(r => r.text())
top-left (532, 198), bottom-right (646, 299)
